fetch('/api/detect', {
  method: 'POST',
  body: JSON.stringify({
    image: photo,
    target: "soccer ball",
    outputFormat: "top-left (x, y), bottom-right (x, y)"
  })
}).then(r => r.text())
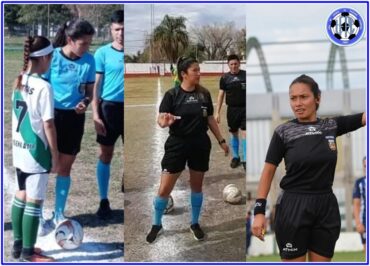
top-left (223, 184), bottom-right (242, 204)
top-left (55, 219), bottom-right (84, 250)
top-left (330, 12), bottom-right (360, 41)
top-left (164, 195), bottom-right (174, 214)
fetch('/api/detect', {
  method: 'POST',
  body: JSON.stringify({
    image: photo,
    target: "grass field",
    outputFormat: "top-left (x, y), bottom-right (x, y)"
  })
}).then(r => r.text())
top-left (248, 251), bottom-right (366, 262)
top-left (3, 45), bottom-right (123, 261)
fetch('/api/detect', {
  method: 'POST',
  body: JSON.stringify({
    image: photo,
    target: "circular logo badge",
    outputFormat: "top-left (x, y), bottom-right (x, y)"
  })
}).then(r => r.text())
top-left (326, 8), bottom-right (365, 46)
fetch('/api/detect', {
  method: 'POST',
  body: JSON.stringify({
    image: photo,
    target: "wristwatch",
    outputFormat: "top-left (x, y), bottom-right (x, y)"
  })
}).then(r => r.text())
top-left (218, 139), bottom-right (226, 145)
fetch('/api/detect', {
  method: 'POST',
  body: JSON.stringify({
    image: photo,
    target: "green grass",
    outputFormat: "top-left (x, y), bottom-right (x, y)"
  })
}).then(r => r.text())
top-left (248, 251), bottom-right (366, 262)
top-left (125, 75), bottom-right (222, 105)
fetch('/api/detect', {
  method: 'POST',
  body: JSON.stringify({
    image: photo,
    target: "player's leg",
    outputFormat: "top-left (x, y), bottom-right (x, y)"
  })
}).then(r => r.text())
top-left (227, 106), bottom-right (240, 168)
top-left (54, 109), bottom-right (85, 223)
top-left (146, 135), bottom-right (185, 243)
top-left (11, 182), bottom-right (26, 259)
top-left (146, 171), bottom-right (181, 243)
top-left (282, 255), bottom-right (307, 262)
top-left (187, 135), bottom-right (210, 240)
top-left (20, 173), bottom-right (54, 262)
top-left (189, 169), bottom-right (206, 241)
top-left (96, 144), bottom-right (115, 219)
top-left (240, 107), bottom-right (247, 170)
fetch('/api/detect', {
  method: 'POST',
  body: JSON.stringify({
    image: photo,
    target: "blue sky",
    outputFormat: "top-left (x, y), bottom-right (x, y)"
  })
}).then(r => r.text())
top-left (125, 4), bottom-right (246, 55)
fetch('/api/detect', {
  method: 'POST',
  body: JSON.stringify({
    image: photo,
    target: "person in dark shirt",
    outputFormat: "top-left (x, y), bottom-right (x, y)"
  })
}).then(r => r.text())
top-left (251, 74), bottom-right (366, 262)
top-left (216, 55), bottom-right (246, 170)
top-left (146, 56), bottom-right (229, 243)
top-left (353, 156), bottom-right (367, 252)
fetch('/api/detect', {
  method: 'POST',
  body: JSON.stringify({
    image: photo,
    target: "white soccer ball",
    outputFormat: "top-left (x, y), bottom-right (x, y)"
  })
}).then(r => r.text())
top-left (223, 184), bottom-right (242, 204)
top-left (55, 219), bottom-right (84, 250)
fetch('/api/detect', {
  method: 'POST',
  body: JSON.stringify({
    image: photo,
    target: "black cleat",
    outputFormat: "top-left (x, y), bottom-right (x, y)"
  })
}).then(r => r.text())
top-left (230, 157), bottom-right (241, 168)
top-left (146, 225), bottom-right (163, 243)
top-left (242, 162), bottom-right (246, 171)
top-left (96, 199), bottom-right (113, 219)
top-left (190, 223), bottom-right (205, 241)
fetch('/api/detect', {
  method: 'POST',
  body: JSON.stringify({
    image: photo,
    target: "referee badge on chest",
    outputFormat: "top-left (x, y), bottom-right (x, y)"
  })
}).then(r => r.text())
top-left (201, 106), bottom-right (208, 117)
top-left (326, 136), bottom-right (336, 151)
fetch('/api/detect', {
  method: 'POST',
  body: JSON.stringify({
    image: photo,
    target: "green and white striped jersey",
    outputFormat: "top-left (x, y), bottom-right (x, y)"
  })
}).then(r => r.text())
top-left (12, 74), bottom-right (54, 173)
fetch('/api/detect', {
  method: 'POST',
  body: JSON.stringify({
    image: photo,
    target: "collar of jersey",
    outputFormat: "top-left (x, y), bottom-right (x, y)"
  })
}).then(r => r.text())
top-left (111, 44), bottom-right (123, 53)
top-left (293, 118), bottom-right (321, 125)
top-left (59, 48), bottom-right (81, 61)
top-left (24, 73), bottom-right (42, 79)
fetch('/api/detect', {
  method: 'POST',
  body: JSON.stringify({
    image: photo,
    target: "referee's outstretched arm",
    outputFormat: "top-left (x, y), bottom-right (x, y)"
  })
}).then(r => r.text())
top-left (252, 162), bottom-right (277, 241)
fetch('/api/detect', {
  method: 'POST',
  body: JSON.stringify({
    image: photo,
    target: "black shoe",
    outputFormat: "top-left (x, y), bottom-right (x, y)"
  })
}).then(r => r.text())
top-left (11, 240), bottom-right (22, 259)
top-left (96, 199), bottom-right (113, 219)
top-left (230, 157), bottom-right (240, 168)
top-left (190, 223), bottom-right (205, 241)
top-left (146, 225), bottom-right (163, 243)
top-left (242, 162), bottom-right (246, 171)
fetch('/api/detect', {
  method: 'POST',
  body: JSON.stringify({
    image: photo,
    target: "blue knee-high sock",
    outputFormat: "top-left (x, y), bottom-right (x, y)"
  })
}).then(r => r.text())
top-left (97, 160), bottom-right (111, 200)
top-left (230, 135), bottom-right (239, 159)
top-left (242, 138), bottom-right (247, 162)
top-left (191, 192), bottom-right (203, 225)
top-left (153, 196), bottom-right (168, 226)
top-left (55, 176), bottom-right (71, 219)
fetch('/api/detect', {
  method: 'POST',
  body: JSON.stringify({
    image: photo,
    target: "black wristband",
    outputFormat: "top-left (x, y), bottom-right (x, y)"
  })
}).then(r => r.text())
top-left (253, 198), bottom-right (267, 216)
top-left (218, 138), bottom-right (226, 145)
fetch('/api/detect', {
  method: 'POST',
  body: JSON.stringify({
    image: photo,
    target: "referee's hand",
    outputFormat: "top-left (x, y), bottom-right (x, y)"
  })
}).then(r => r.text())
top-left (252, 214), bottom-right (266, 241)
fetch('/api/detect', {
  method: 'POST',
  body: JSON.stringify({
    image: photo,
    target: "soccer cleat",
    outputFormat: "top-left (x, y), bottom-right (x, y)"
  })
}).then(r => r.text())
top-left (146, 225), bottom-right (163, 243)
top-left (53, 211), bottom-right (67, 226)
top-left (20, 253), bottom-right (55, 262)
top-left (230, 157), bottom-right (241, 168)
top-left (38, 217), bottom-right (56, 237)
top-left (12, 246), bottom-right (42, 259)
top-left (190, 223), bottom-right (205, 241)
top-left (242, 162), bottom-right (246, 171)
top-left (97, 199), bottom-right (113, 219)
top-left (163, 195), bottom-right (174, 214)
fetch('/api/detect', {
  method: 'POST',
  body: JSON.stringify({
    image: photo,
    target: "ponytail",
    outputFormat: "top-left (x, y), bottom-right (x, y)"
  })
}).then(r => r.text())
top-left (14, 35), bottom-right (52, 90)
top-left (53, 19), bottom-right (95, 48)
top-left (14, 36), bottom-right (33, 90)
top-left (53, 21), bottom-right (69, 48)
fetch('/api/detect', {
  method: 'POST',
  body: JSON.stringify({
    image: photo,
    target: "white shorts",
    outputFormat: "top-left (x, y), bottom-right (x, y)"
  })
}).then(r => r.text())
top-left (16, 170), bottom-right (49, 200)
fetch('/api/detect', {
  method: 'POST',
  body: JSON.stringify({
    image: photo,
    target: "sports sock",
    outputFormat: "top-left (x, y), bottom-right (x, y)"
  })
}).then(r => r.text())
top-left (190, 192), bottom-right (203, 225)
top-left (22, 202), bottom-right (41, 248)
top-left (230, 135), bottom-right (239, 159)
top-left (97, 159), bottom-right (110, 200)
top-left (152, 196), bottom-right (168, 226)
top-left (242, 138), bottom-right (247, 162)
top-left (11, 197), bottom-right (26, 241)
top-left (55, 176), bottom-right (71, 220)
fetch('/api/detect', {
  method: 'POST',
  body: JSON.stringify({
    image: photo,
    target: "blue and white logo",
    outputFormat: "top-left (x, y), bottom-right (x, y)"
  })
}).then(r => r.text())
top-left (326, 8), bottom-right (365, 46)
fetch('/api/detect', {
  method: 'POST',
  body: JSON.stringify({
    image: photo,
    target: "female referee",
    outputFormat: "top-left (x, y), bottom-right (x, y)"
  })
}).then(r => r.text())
top-left (11, 36), bottom-right (58, 262)
top-left (146, 56), bottom-right (229, 243)
top-left (42, 19), bottom-right (95, 225)
top-left (252, 74), bottom-right (366, 262)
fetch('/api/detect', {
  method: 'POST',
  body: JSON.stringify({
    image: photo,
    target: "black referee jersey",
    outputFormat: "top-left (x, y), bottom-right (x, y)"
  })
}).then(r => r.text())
top-left (159, 86), bottom-right (214, 137)
top-left (266, 113), bottom-right (364, 193)
top-left (219, 70), bottom-right (246, 107)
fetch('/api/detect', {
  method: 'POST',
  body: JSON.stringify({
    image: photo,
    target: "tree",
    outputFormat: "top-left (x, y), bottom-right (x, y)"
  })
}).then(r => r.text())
top-left (4, 4), bottom-right (22, 36)
top-left (192, 22), bottom-right (244, 60)
top-left (152, 15), bottom-right (189, 63)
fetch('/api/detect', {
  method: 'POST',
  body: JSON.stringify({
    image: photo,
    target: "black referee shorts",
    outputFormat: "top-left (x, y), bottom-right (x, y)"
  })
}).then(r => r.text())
top-left (54, 108), bottom-right (85, 156)
top-left (274, 191), bottom-right (341, 259)
top-left (161, 134), bottom-right (211, 173)
top-left (227, 106), bottom-right (246, 133)
top-left (96, 100), bottom-right (124, 146)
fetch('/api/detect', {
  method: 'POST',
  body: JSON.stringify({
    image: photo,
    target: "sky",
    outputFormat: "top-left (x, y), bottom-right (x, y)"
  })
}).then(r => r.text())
top-left (245, 3), bottom-right (368, 93)
top-left (124, 4), bottom-right (246, 55)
